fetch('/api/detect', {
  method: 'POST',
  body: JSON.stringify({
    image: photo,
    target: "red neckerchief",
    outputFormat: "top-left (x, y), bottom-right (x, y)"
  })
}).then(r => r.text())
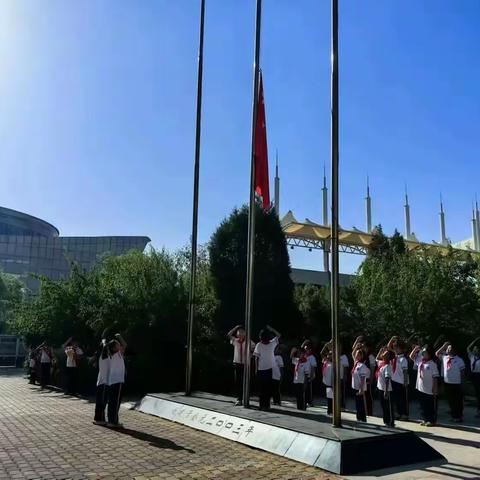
top-left (352, 361), bottom-right (360, 376)
top-left (261, 340), bottom-right (270, 345)
top-left (295, 354), bottom-right (308, 374)
top-left (446, 355), bottom-right (453, 370)
top-left (419, 358), bottom-right (428, 378)
top-left (376, 360), bottom-right (388, 380)
top-left (237, 337), bottom-right (245, 363)
top-left (392, 356), bottom-right (398, 374)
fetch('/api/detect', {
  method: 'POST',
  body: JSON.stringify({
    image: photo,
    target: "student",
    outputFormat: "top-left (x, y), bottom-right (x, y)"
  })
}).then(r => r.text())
top-left (340, 347), bottom-right (350, 409)
top-left (352, 337), bottom-right (375, 415)
top-left (28, 351), bottom-right (36, 385)
top-left (227, 325), bottom-right (255, 406)
top-left (253, 325), bottom-right (281, 411)
top-left (94, 339), bottom-right (110, 425)
top-left (376, 347), bottom-right (395, 427)
top-left (62, 337), bottom-right (83, 395)
top-left (272, 345), bottom-right (284, 406)
top-left (410, 345), bottom-right (439, 426)
top-left (436, 342), bottom-right (465, 422)
top-left (302, 340), bottom-right (318, 407)
top-left (387, 336), bottom-right (409, 420)
top-left (39, 343), bottom-right (53, 388)
top-left (107, 334), bottom-right (127, 428)
top-left (351, 348), bottom-right (370, 422)
top-left (322, 350), bottom-right (333, 415)
top-left (291, 347), bottom-right (309, 410)
top-left (467, 337), bottom-right (480, 417)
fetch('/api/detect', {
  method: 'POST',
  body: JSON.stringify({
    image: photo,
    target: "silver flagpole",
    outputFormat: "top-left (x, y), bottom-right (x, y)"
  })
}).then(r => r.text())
top-left (243, 0), bottom-right (263, 409)
top-left (330, 0), bottom-right (342, 428)
top-left (186, 0), bottom-right (206, 396)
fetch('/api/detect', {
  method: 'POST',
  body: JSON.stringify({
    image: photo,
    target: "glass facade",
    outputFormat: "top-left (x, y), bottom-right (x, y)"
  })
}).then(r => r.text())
top-left (0, 207), bottom-right (150, 293)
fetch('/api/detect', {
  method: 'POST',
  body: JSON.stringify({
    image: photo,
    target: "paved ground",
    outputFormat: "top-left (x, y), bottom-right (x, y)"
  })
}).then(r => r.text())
top-left (0, 370), bottom-right (335, 480)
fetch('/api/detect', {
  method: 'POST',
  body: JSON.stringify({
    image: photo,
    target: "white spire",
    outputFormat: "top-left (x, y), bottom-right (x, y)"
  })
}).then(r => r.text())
top-left (439, 193), bottom-right (447, 246)
top-left (472, 204), bottom-right (478, 250)
top-left (274, 149), bottom-right (280, 216)
top-left (475, 195), bottom-right (480, 250)
top-left (404, 185), bottom-right (411, 240)
top-left (365, 176), bottom-right (372, 233)
top-left (322, 164), bottom-right (328, 226)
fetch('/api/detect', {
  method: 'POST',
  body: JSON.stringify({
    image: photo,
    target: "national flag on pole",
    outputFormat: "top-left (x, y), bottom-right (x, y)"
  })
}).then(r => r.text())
top-left (254, 72), bottom-right (270, 210)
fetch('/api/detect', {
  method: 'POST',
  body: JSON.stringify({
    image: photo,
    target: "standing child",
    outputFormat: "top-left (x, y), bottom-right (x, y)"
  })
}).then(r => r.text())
top-left (467, 337), bottom-right (480, 418)
top-left (253, 325), bottom-right (281, 411)
top-left (410, 345), bottom-right (439, 426)
top-left (388, 336), bottom-right (409, 420)
top-left (107, 334), bottom-right (127, 428)
top-left (351, 348), bottom-right (370, 422)
top-left (376, 347), bottom-right (395, 427)
top-left (291, 347), bottom-right (309, 410)
top-left (28, 351), bottom-right (36, 385)
top-left (302, 341), bottom-right (318, 407)
top-left (322, 350), bottom-right (333, 415)
top-left (227, 325), bottom-right (255, 406)
top-left (39, 343), bottom-right (53, 388)
top-left (272, 346), bottom-right (284, 406)
top-left (63, 337), bottom-right (83, 395)
top-left (436, 342), bottom-right (465, 422)
top-left (94, 339), bottom-right (110, 425)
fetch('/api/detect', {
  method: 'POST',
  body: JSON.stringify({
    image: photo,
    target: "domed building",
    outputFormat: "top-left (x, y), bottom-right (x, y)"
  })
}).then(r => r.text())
top-left (0, 206), bottom-right (150, 293)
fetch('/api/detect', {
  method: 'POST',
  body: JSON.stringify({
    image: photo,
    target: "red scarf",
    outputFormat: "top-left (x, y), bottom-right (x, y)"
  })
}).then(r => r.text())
top-left (419, 358), bottom-right (428, 378)
top-left (351, 361), bottom-right (360, 376)
top-left (237, 337), bottom-right (245, 363)
top-left (446, 356), bottom-right (453, 370)
top-left (261, 339), bottom-right (270, 345)
top-left (376, 360), bottom-right (387, 380)
top-left (295, 354), bottom-right (308, 374)
top-left (322, 360), bottom-right (331, 377)
top-left (391, 356), bottom-right (397, 374)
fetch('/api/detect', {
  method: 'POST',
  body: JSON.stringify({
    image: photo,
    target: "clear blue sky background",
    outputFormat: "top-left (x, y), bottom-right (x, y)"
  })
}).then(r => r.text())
top-left (1, 1), bottom-right (479, 273)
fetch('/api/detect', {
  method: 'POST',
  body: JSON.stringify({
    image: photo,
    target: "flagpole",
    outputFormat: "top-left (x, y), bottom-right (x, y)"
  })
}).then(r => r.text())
top-left (243, 0), bottom-right (263, 409)
top-left (330, 0), bottom-right (342, 427)
top-left (186, 0), bottom-right (206, 396)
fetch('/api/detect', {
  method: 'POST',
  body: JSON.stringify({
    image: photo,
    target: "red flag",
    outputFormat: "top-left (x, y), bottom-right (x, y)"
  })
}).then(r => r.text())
top-left (254, 72), bottom-right (270, 210)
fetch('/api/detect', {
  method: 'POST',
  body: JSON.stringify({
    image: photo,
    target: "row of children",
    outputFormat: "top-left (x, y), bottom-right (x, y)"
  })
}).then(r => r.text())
top-left (27, 334), bottom-right (127, 428)
top-left (227, 327), bottom-right (480, 426)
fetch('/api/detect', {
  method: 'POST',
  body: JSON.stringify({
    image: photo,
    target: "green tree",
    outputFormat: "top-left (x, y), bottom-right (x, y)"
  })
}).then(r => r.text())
top-left (209, 205), bottom-right (298, 339)
top-left (0, 272), bottom-right (25, 334)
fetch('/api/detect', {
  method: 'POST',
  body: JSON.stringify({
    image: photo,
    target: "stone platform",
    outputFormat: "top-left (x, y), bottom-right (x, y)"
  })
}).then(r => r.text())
top-left (138, 392), bottom-right (445, 475)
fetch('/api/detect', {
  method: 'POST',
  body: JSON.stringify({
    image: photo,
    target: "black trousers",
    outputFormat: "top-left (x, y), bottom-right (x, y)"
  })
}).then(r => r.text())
top-left (40, 363), bottom-right (51, 387)
top-left (472, 372), bottom-right (480, 411)
top-left (305, 378), bottom-right (314, 406)
top-left (444, 382), bottom-right (463, 419)
top-left (107, 383), bottom-right (123, 425)
top-left (65, 367), bottom-right (77, 395)
top-left (257, 369), bottom-right (272, 410)
top-left (294, 382), bottom-right (306, 410)
top-left (392, 380), bottom-right (408, 417)
top-left (418, 391), bottom-right (435, 423)
top-left (380, 392), bottom-right (395, 427)
top-left (327, 398), bottom-right (333, 415)
top-left (28, 367), bottom-right (36, 384)
top-left (355, 392), bottom-right (367, 421)
top-left (365, 382), bottom-right (373, 416)
top-left (272, 379), bottom-right (281, 404)
top-left (233, 363), bottom-right (244, 401)
top-left (94, 384), bottom-right (108, 422)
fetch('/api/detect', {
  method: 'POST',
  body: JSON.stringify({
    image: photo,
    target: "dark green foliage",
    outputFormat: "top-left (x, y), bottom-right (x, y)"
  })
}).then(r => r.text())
top-left (0, 272), bottom-right (24, 334)
top-left (209, 205), bottom-right (298, 340)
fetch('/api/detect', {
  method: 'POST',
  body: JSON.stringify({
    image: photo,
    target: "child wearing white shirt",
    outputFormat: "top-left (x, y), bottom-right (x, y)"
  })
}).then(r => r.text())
top-left (322, 352), bottom-right (333, 415)
top-left (410, 345), bottom-right (439, 426)
top-left (387, 336), bottom-right (409, 420)
top-left (467, 337), bottom-right (480, 417)
top-left (291, 348), bottom-right (309, 410)
top-left (351, 348), bottom-right (370, 422)
top-left (107, 334), bottom-right (127, 428)
top-left (94, 339), bottom-right (110, 425)
top-left (376, 348), bottom-right (395, 427)
top-left (436, 342), bottom-right (465, 422)
top-left (272, 346), bottom-right (284, 406)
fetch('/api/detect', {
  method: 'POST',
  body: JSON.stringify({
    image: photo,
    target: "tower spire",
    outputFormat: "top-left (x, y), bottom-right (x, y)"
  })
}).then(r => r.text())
top-left (472, 202), bottom-right (479, 250)
top-left (322, 164), bottom-right (328, 226)
top-left (439, 193), bottom-right (447, 246)
top-left (404, 184), bottom-right (411, 240)
top-left (274, 149), bottom-right (280, 215)
top-left (365, 176), bottom-right (372, 233)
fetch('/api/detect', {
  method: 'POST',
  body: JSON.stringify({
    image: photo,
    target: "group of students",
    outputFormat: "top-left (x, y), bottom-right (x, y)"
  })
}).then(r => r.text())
top-left (228, 327), bottom-right (480, 427)
top-left (27, 333), bottom-right (128, 428)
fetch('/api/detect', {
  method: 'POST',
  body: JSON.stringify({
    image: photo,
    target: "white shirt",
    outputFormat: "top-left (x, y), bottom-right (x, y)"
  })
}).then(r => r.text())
top-left (97, 356), bottom-right (110, 386)
top-left (272, 354), bottom-right (284, 381)
top-left (253, 337), bottom-right (279, 371)
top-left (391, 354), bottom-right (408, 384)
top-left (29, 358), bottom-right (35, 368)
top-left (108, 351), bottom-right (126, 385)
top-left (469, 353), bottom-right (480, 373)
top-left (65, 347), bottom-right (83, 368)
top-left (230, 338), bottom-right (255, 365)
top-left (376, 362), bottom-right (393, 392)
top-left (441, 354), bottom-right (465, 384)
top-left (322, 360), bottom-right (332, 387)
top-left (40, 350), bottom-right (51, 363)
top-left (412, 351), bottom-right (423, 370)
top-left (292, 358), bottom-right (309, 384)
top-left (415, 358), bottom-right (439, 395)
top-left (352, 362), bottom-right (370, 392)
top-left (307, 354), bottom-right (318, 379)
top-left (340, 354), bottom-right (349, 380)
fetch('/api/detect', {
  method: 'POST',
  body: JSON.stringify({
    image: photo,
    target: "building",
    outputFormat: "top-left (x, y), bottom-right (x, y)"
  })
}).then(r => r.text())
top-left (0, 206), bottom-right (150, 293)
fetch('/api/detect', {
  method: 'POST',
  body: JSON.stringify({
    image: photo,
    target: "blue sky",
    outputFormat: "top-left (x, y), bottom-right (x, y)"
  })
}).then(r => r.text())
top-left (1, 1), bottom-right (479, 273)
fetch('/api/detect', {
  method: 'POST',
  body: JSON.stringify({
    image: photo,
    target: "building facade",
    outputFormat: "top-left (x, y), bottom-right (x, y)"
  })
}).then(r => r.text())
top-left (0, 206), bottom-right (150, 292)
